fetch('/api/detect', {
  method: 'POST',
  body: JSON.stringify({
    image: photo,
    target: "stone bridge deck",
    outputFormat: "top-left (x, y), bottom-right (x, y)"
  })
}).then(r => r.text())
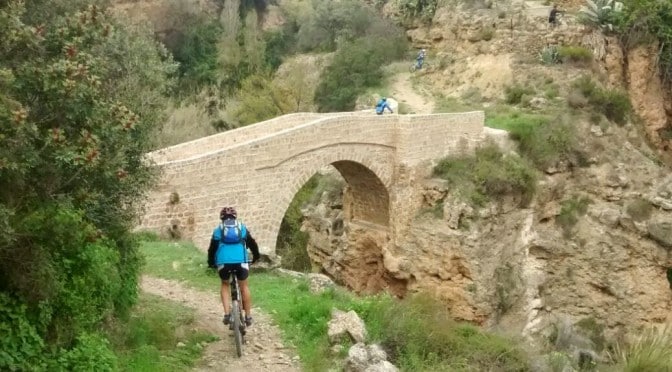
top-left (140, 111), bottom-right (485, 253)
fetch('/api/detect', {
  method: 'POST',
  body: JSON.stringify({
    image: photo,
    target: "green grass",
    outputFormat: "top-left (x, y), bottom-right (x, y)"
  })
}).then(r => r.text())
top-left (139, 240), bottom-right (531, 371)
top-left (433, 144), bottom-right (538, 208)
top-left (613, 325), bottom-right (672, 372)
top-left (107, 293), bottom-right (217, 371)
top-left (557, 46), bottom-right (592, 64)
top-left (486, 110), bottom-right (582, 170)
top-left (485, 111), bottom-right (550, 132)
top-left (433, 95), bottom-right (479, 113)
top-left (139, 240), bottom-right (384, 370)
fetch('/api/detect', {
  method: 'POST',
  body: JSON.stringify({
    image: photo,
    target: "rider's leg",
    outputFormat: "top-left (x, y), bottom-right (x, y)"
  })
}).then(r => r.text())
top-left (218, 266), bottom-right (232, 315)
top-left (220, 279), bottom-right (231, 314)
top-left (240, 279), bottom-right (252, 316)
top-left (240, 279), bottom-right (254, 326)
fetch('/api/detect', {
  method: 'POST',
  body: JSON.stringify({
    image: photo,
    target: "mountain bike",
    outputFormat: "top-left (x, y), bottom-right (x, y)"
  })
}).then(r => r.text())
top-left (229, 269), bottom-right (247, 357)
top-left (409, 60), bottom-right (430, 73)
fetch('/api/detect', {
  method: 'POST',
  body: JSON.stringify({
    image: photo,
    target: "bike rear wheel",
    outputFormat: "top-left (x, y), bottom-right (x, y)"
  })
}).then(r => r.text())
top-left (232, 301), bottom-right (243, 357)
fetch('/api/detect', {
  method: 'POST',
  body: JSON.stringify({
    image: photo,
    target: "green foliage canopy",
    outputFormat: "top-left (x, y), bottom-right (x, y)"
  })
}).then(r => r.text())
top-left (0, 2), bottom-right (175, 368)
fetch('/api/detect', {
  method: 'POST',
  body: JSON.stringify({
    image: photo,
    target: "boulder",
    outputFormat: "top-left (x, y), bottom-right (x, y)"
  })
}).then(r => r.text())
top-left (327, 309), bottom-right (367, 344)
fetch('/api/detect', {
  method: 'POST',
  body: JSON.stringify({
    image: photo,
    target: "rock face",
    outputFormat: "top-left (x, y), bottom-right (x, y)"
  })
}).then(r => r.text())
top-left (303, 189), bottom-right (408, 297)
top-left (302, 120), bottom-right (672, 348)
top-left (626, 45), bottom-right (672, 152)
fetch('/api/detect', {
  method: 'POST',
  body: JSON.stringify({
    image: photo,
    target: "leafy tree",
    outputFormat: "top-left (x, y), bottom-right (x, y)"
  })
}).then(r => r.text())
top-left (171, 21), bottom-right (223, 90)
top-left (615, 0), bottom-right (672, 82)
top-left (233, 74), bottom-right (292, 125)
top-left (314, 35), bottom-right (406, 112)
top-left (0, 2), bottom-right (175, 367)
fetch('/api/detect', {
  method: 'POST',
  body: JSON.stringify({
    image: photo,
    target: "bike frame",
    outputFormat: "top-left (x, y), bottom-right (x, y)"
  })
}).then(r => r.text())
top-left (228, 263), bottom-right (249, 357)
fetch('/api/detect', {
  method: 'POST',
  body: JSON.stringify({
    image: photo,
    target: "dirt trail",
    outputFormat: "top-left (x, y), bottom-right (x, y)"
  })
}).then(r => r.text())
top-left (141, 276), bottom-right (301, 372)
top-left (390, 72), bottom-right (435, 114)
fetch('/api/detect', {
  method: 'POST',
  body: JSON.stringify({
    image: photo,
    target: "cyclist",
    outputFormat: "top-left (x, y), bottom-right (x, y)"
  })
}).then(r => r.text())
top-left (548, 5), bottom-right (563, 28)
top-left (416, 48), bottom-right (427, 69)
top-left (375, 97), bottom-right (393, 115)
top-left (207, 207), bottom-right (260, 327)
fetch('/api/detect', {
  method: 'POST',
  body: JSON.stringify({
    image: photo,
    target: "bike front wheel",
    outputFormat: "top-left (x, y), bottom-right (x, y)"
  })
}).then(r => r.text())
top-left (409, 64), bottom-right (417, 73)
top-left (232, 301), bottom-right (243, 357)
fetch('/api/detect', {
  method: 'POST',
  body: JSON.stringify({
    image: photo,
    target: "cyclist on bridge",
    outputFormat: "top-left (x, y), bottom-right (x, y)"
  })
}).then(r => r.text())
top-left (208, 207), bottom-right (260, 327)
top-left (375, 97), bottom-right (394, 115)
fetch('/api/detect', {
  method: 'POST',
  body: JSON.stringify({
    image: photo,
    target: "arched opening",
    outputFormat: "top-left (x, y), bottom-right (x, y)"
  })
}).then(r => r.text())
top-left (275, 162), bottom-right (407, 296)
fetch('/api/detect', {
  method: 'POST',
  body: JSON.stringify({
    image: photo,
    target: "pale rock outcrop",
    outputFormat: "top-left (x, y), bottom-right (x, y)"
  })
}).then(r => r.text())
top-left (627, 45), bottom-right (670, 148)
top-left (345, 343), bottom-right (398, 372)
top-left (327, 309), bottom-right (367, 344)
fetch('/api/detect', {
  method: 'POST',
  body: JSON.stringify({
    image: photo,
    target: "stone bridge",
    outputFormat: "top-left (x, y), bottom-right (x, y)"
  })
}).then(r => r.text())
top-left (138, 112), bottom-right (485, 254)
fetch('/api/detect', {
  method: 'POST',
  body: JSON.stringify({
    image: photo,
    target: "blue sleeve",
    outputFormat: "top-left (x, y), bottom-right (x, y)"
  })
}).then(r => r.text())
top-left (213, 227), bottom-right (221, 241)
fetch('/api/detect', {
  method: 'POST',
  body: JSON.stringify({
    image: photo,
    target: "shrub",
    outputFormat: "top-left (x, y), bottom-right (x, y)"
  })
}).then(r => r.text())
top-left (556, 195), bottom-right (592, 236)
top-left (613, 325), bottom-right (672, 371)
top-left (232, 74), bottom-right (293, 126)
top-left (569, 76), bottom-right (632, 124)
top-left (53, 333), bottom-right (118, 372)
top-left (575, 317), bottom-right (607, 351)
top-left (591, 88), bottom-right (631, 125)
top-left (505, 85), bottom-right (535, 105)
top-left (558, 45), bottom-right (593, 64)
top-left (479, 27), bottom-right (495, 41)
top-left (433, 144), bottom-right (538, 207)
top-left (616, 0), bottom-right (672, 83)
top-left (262, 22), bottom-right (298, 71)
top-left (377, 294), bottom-right (529, 371)
top-left (539, 45), bottom-right (561, 65)
top-left (296, 0), bottom-right (397, 52)
top-left (578, 0), bottom-right (623, 31)
top-left (626, 197), bottom-right (653, 221)
top-left (488, 113), bottom-right (581, 170)
top-left (398, 0), bottom-right (439, 23)
top-left (169, 20), bottom-right (223, 90)
top-left (0, 293), bottom-right (46, 371)
top-left (315, 35), bottom-right (406, 112)
top-left (0, 2), bottom-right (172, 359)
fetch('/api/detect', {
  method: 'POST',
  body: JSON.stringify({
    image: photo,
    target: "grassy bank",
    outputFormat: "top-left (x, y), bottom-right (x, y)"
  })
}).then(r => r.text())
top-left (139, 240), bottom-right (530, 371)
top-left (107, 293), bottom-right (217, 371)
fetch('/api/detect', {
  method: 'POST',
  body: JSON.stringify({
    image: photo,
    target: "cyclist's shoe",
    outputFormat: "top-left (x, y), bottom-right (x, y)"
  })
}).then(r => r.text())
top-left (222, 314), bottom-right (231, 325)
top-left (245, 316), bottom-right (253, 327)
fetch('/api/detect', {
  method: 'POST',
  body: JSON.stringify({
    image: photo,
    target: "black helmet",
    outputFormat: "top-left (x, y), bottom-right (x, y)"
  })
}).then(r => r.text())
top-left (219, 206), bottom-right (237, 219)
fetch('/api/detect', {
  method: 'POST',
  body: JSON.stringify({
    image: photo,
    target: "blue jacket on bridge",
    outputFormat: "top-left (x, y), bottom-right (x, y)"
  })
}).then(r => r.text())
top-left (375, 98), bottom-right (393, 115)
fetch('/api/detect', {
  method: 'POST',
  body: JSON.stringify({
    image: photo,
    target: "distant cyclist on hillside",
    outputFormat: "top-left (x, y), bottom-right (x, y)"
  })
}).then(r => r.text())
top-left (207, 207), bottom-right (260, 327)
top-left (548, 4), bottom-right (564, 28)
top-left (375, 97), bottom-right (393, 115)
top-left (416, 48), bottom-right (427, 69)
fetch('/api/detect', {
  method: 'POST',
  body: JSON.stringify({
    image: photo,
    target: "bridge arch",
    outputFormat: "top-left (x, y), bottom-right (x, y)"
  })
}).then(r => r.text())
top-left (259, 146), bottom-right (393, 253)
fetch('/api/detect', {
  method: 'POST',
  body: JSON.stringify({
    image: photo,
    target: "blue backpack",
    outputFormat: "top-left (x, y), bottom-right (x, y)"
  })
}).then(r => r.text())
top-left (220, 219), bottom-right (243, 244)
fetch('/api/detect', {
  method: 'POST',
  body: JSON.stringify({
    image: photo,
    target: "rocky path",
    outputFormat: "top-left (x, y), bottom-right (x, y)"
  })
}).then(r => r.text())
top-left (140, 276), bottom-right (301, 372)
top-left (390, 72), bottom-right (435, 114)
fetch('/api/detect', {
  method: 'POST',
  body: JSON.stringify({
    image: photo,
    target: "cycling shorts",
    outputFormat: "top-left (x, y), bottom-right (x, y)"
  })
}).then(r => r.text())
top-left (217, 263), bottom-right (250, 281)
